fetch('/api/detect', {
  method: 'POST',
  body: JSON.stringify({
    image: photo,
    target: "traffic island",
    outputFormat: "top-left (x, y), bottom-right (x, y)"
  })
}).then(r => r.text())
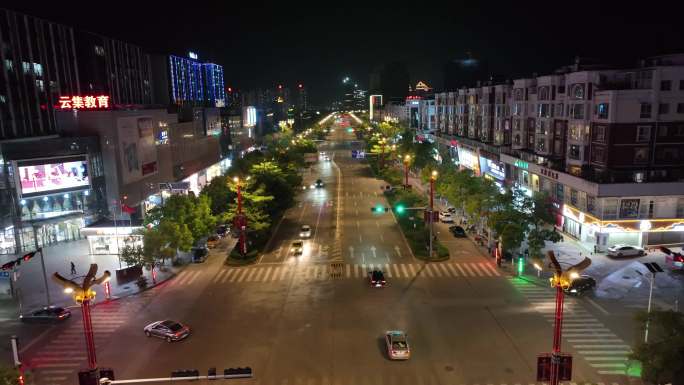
top-left (384, 189), bottom-right (450, 262)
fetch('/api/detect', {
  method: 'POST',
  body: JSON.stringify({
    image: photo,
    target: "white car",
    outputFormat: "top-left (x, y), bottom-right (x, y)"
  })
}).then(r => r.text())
top-left (607, 244), bottom-right (645, 257)
top-left (439, 211), bottom-right (454, 223)
top-left (291, 241), bottom-right (304, 255)
top-left (299, 225), bottom-right (312, 238)
top-left (385, 330), bottom-right (410, 360)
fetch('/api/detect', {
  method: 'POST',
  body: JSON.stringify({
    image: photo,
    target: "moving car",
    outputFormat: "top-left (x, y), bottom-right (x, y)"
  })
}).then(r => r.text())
top-left (565, 275), bottom-right (596, 296)
top-left (20, 306), bottom-right (71, 322)
top-left (661, 246), bottom-right (684, 270)
top-left (315, 179), bottom-right (324, 188)
top-left (291, 241), bottom-right (304, 255)
top-left (144, 320), bottom-right (190, 342)
top-left (439, 211), bottom-right (454, 223)
top-left (449, 225), bottom-right (466, 237)
top-left (216, 224), bottom-right (229, 238)
top-left (368, 270), bottom-right (386, 287)
top-left (299, 225), bottom-right (312, 238)
top-left (385, 330), bottom-right (410, 360)
top-left (323, 156), bottom-right (331, 162)
top-left (206, 235), bottom-right (220, 248)
top-left (446, 207), bottom-right (457, 214)
top-left (607, 244), bottom-right (645, 257)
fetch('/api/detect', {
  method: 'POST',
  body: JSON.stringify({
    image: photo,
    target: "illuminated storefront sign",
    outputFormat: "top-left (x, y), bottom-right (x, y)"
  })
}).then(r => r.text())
top-left (563, 203), bottom-right (684, 232)
top-left (514, 160), bottom-right (528, 169)
top-left (479, 157), bottom-right (505, 180)
top-left (58, 95), bottom-right (110, 110)
top-left (457, 146), bottom-right (480, 175)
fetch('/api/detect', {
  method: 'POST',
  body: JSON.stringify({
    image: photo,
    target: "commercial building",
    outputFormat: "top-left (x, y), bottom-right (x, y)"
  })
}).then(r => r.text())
top-left (433, 55), bottom-right (684, 250)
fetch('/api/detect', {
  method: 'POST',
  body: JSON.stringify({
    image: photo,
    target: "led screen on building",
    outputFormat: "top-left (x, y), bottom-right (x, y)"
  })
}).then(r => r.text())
top-left (15, 156), bottom-right (90, 197)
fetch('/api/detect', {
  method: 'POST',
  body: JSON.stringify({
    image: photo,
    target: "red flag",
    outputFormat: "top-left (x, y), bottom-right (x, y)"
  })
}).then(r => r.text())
top-left (121, 204), bottom-right (136, 214)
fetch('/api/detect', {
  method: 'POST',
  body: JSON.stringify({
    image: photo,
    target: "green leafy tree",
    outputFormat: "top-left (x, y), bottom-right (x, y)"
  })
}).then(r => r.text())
top-left (201, 175), bottom-right (234, 215)
top-left (250, 161), bottom-right (296, 216)
top-left (120, 245), bottom-right (144, 267)
top-left (0, 366), bottom-right (26, 385)
top-left (630, 310), bottom-right (684, 385)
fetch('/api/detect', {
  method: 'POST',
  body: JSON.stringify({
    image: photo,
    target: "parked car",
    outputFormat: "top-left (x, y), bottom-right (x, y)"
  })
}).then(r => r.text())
top-left (299, 225), bottom-right (312, 238)
top-left (144, 320), bottom-right (190, 342)
top-left (449, 225), bottom-right (466, 237)
top-left (315, 179), bottom-right (324, 188)
top-left (216, 224), bottom-right (229, 237)
top-left (191, 247), bottom-right (208, 263)
top-left (446, 207), bottom-right (456, 214)
top-left (20, 306), bottom-right (71, 322)
top-left (439, 211), bottom-right (454, 223)
top-left (607, 244), bottom-right (645, 257)
top-left (206, 235), bottom-right (220, 248)
top-left (385, 330), bottom-right (410, 360)
top-left (565, 275), bottom-right (596, 296)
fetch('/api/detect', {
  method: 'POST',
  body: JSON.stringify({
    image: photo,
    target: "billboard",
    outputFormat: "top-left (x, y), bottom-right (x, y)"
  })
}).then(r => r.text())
top-left (117, 116), bottom-right (158, 184)
top-left (15, 156), bottom-right (90, 197)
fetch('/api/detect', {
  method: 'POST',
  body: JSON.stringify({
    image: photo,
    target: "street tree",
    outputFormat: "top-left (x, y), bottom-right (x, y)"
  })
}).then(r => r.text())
top-left (200, 175), bottom-right (235, 215)
top-left (630, 310), bottom-right (684, 385)
top-left (0, 366), bottom-right (26, 385)
top-left (250, 161), bottom-right (296, 216)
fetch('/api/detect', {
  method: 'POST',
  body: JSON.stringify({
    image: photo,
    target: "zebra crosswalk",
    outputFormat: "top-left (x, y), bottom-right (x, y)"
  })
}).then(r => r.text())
top-left (509, 278), bottom-right (634, 376)
top-left (168, 262), bottom-right (502, 287)
top-left (27, 298), bottom-right (147, 385)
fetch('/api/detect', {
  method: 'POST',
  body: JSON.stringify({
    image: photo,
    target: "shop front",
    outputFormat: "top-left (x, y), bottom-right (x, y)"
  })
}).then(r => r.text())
top-left (456, 145), bottom-right (480, 175)
top-left (81, 220), bottom-right (143, 255)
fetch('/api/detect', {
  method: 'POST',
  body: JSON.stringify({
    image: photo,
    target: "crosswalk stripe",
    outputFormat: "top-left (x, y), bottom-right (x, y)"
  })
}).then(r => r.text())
top-left (597, 370), bottom-right (627, 375)
top-left (478, 263), bottom-right (493, 276)
top-left (423, 264), bottom-right (434, 277)
top-left (584, 357), bottom-right (629, 361)
top-left (174, 270), bottom-right (189, 285)
top-left (407, 264), bottom-right (417, 277)
top-left (393, 264), bottom-right (401, 277)
top-left (261, 267), bottom-right (273, 281)
top-left (385, 264), bottom-right (392, 278)
top-left (462, 263), bottom-right (475, 276)
top-left (469, 263), bottom-right (485, 276)
top-left (579, 350), bottom-right (630, 354)
top-left (574, 344), bottom-right (630, 348)
top-left (563, 333), bottom-right (617, 337)
top-left (400, 264), bottom-right (409, 278)
top-left (245, 268), bottom-right (257, 282)
top-left (568, 339), bottom-right (625, 343)
top-left (270, 267), bottom-right (281, 281)
top-left (346, 264), bottom-right (351, 278)
top-left (447, 263), bottom-right (459, 276)
top-left (438, 263), bottom-right (451, 277)
top-left (430, 264), bottom-right (443, 277)
top-left (186, 271), bottom-right (201, 285)
top-left (280, 266), bottom-right (290, 280)
top-left (482, 263), bottom-right (501, 276)
top-left (454, 263), bottom-right (467, 276)
top-left (32, 363), bottom-right (81, 368)
top-left (590, 363), bottom-right (627, 368)
top-left (213, 269), bottom-right (227, 283)
top-left (221, 270), bottom-right (234, 283)
top-left (354, 264), bottom-right (360, 278)
top-left (235, 269), bottom-right (248, 282)
top-left (254, 268), bottom-right (265, 282)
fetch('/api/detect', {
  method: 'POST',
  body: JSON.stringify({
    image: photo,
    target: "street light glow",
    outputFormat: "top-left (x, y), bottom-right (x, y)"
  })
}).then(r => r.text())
top-left (533, 263), bottom-right (542, 271)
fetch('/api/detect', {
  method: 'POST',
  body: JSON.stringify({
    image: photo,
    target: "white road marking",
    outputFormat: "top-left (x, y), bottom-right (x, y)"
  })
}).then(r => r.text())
top-left (439, 263), bottom-right (451, 277)
top-left (235, 269), bottom-right (248, 282)
top-left (407, 264), bottom-right (417, 277)
top-left (423, 264), bottom-right (435, 277)
top-left (185, 271), bottom-right (201, 285)
top-left (279, 266), bottom-right (289, 280)
top-left (400, 264), bottom-right (409, 277)
top-left (345, 264), bottom-right (351, 278)
top-left (253, 268), bottom-right (265, 282)
top-left (446, 263), bottom-right (459, 276)
top-left (384, 264), bottom-right (392, 278)
top-left (380, 234), bottom-right (384, 242)
top-left (453, 263), bottom-right (467, 276)
top-left (354, 264), bottom-right (360, 277)
top-left (461, 263), bottom-right (475, 276)
top-left (261, 267), bottom-right (273, 281)
top-left (221, 269), bottom-right (234, 283)
top-left (469, 263), bottom-right (485, 277)
top-left (213, 269), bottom-right (227, 283)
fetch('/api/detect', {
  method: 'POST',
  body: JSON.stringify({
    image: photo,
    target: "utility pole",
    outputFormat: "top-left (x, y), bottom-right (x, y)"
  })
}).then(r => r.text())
top-left (38, 247), bottom-right (51, 306)
top-left (403, 154), bottom-right (411, 188)
top-left (429, 170), bottom-right (438, 259)
top-left (642, 262), bottom-right (664, 343)
top-left (233, 177), bottom-right (249, 256)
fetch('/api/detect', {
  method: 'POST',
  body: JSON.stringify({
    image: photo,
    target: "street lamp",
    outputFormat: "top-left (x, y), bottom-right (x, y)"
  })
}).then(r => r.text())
top-left (233, 176), bottom-right (250, 256)
top-left (403, 155), bottom-right (411, 188)
top-left (543, 251), bottom-right (592, 385)
top-left (52, 264), bottom-right (111, 370)
top-left (429, 170), bottom-right (438, 259)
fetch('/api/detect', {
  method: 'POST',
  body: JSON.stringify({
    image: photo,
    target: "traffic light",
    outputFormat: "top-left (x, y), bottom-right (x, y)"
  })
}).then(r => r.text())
top-left (224, 367), bottom-right (253, 379)
top-left (372, 205), bottom-right (388, 213)
top-left (395, 204), bottom-right (406, 214)
top-left (518, 257), bottom-right (524, 275)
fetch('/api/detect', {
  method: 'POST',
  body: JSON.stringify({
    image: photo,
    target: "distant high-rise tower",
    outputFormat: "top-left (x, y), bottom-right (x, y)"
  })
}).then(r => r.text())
top-left (297, 84), bottom-right (308, 111)
top-left (169, 55), bottom-right (204, 106)
top-left (203, 63), bottom-right (226, 107)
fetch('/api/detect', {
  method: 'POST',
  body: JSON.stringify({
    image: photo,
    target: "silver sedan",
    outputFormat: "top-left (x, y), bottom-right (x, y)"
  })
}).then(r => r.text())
top-left (144, 320), bottom-right (190, 342)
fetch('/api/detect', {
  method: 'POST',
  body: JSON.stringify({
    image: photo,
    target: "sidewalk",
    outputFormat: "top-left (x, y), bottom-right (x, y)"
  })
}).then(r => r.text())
top-left (0, 239), bottom-right (182, 318)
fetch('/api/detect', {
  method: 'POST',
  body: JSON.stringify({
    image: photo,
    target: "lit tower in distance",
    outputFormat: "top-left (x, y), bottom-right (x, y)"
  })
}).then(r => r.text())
top-left (297, 83), bottom-right (308, 111)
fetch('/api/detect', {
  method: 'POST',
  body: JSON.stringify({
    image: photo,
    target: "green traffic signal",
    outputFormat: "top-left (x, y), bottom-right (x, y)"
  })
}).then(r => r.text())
top-left (395, 204), bottom-right (405, 214)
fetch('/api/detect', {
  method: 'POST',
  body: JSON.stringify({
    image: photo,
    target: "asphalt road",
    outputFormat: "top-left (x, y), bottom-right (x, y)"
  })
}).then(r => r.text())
top-left (20, 115), bottom-right (647, 385)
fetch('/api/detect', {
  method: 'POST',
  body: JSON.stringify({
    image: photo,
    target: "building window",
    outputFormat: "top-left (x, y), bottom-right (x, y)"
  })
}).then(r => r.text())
top-left (659, 103), bottom-right (670, 115)
top-left (539, 87), bottom-right (549, 100)
top-left (593, 125), bottom-right (606, 142)
top-left (556, 183), bottom-right (564, 202)
top-left (640, 102), bottom-right (652, 118)
top-left (656, 147), bottom-right (681, 162)
top-left (634, 147), bottom-right (649, 163)
top-left (570, 104), bottom-right (584, 119)
top-left (597, 103), bottom-right (609, 119)
top-left (677, 103), bottom-right (684, 114)
top-left (658, 126), bottom-right (668, 137)
top-left (636, 126), bottom-right (651, 142)
top-left (661, 80), bottom-right (671, 91)
top-left (555, 103), bottom-right (564, 117)
top-left (676, 125), bottom-right (684, 136)
top-left (569, 145), bottom-right (581, 160)
top-left (587, 196), bottom-right (596, 215)
top-left (570, 189), bottom-right (578, 205)
top-left (22, 62), bottom-right (31, 74)
top-left (94, 45), bottom-right (105, 56)
top-left (572, 84), bottom-right (585, 99)
top-left (604, 199), bottom-right (618, 219)
top-left (32, 63), bottom-right (43, 77)
top-left (591, 146), bottom-right (606, 163)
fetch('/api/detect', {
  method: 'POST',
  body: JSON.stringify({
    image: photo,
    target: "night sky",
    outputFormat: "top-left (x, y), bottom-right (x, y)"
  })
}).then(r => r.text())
top-left (8, 1), bottom-right (684, 106)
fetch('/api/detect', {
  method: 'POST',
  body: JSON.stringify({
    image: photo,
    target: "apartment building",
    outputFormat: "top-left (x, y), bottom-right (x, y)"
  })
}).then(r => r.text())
top-left (433, 55), bottom-right (684, 250)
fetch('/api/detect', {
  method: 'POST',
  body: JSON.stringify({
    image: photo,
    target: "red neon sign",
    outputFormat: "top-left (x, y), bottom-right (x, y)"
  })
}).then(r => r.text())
top-left (58, 95), bottom-right (110, 110)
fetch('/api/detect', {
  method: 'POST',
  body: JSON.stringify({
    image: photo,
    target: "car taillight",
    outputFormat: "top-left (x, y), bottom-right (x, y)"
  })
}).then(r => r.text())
top-left (674, 255), bottom-right (684, 262)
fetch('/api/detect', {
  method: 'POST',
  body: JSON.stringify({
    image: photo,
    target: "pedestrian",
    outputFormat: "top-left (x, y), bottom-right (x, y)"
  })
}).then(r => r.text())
top-left (70, 261), bottom-right (76, 275)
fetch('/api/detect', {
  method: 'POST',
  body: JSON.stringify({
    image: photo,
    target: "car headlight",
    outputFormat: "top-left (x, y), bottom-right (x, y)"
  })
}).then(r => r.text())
top-left (570, 289), bottom-right (577, 293)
